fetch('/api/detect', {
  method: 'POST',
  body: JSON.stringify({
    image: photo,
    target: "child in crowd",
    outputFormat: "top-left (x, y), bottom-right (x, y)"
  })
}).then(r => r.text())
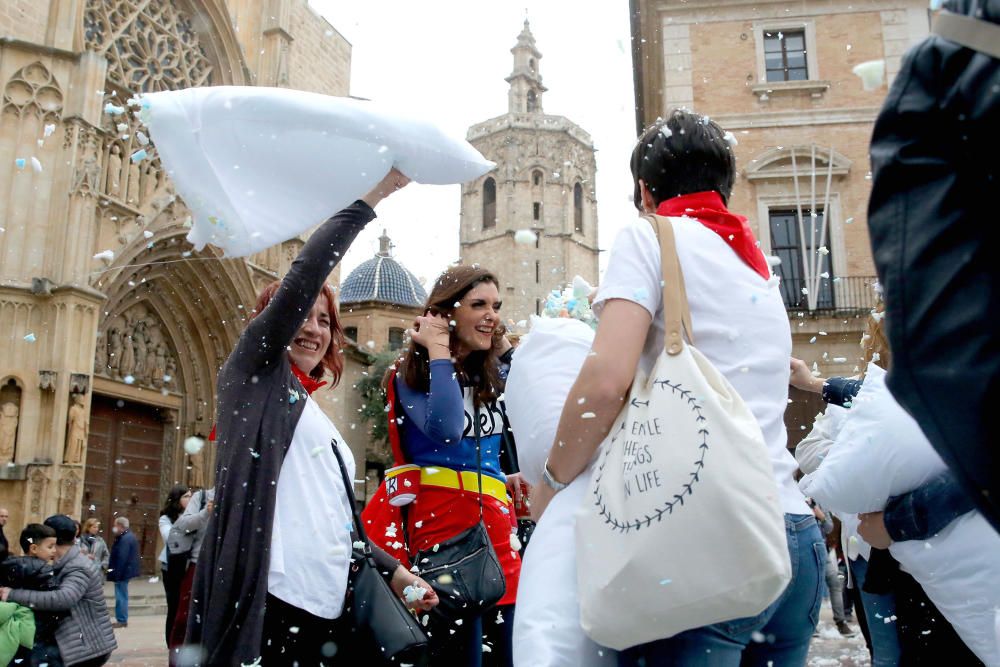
top-left (0, 523), bottom-right (68, 666)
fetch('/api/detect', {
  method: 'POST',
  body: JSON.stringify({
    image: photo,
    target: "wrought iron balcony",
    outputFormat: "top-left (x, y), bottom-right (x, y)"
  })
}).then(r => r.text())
top-left (778, 275), bottom-right (879, 315)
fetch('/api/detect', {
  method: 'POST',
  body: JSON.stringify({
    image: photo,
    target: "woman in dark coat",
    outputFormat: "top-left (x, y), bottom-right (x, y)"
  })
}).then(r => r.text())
top-left (184, 170), bottom-right (436, 665)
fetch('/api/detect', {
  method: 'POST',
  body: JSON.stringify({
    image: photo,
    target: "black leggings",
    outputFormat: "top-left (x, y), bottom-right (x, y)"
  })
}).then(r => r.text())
top-left (261, 594), bottom-right (359, 666)
top-left (427, 604), bottom-right (515, 667)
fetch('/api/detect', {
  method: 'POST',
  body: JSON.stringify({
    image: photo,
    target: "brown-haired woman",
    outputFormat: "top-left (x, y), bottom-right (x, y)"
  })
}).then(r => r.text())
top-left (182, 170), bottom-right (437, 666)
top-left (363, 264), bottom-right (526, 667)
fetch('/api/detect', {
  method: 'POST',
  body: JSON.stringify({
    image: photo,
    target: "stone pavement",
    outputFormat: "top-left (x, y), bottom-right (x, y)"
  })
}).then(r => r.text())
top-left (99, 605), bottom-right (871, 666)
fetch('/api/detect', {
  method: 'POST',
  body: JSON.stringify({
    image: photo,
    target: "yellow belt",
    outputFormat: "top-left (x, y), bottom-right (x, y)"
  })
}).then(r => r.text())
top-left (420, 466), bottom-right (509, 504)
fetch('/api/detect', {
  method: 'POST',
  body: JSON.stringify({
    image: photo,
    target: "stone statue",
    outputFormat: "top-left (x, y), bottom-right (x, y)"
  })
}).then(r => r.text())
top-left (106, 145), bottom-right (122, 197)
top-left (107, 324), bottom-right (123, 376)
top-left (153, 344), bottom-right (168, 386)
top-left (64, 393), bottom-right (87, 464)
top-left (187, 451), bottom-right (205, 488)
top-left (132, 326), bottom-right (147, 382)
top-left (119, 332), bottom-right (136, 379)
top-left (142, 165), bottom-right (159, 204)
top-left (126, 160), bottom-right (141, 206)
top-left (165, 356), bottom-right (177, 388)
top-left (94, 331), bottom-right (108, 374)
top-left (143, 333), bottom-right (159, 386)
top-left (0, 402), bottom-right (18, 464)
top-left (73, 155), bottom-right (100, 194)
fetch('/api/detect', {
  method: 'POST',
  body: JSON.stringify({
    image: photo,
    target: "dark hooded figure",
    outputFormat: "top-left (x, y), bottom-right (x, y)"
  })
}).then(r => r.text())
top-left (866, 0), bottom-right (1000, 531)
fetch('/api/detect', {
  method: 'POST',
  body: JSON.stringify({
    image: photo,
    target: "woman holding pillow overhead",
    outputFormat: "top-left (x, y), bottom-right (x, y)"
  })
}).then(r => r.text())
top-left (182, 169), bottom-right (437, 666)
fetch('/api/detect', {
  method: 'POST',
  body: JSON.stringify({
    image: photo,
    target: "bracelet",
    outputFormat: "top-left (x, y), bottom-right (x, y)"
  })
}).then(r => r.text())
top-left (542, 458), bottom-right (570, 492)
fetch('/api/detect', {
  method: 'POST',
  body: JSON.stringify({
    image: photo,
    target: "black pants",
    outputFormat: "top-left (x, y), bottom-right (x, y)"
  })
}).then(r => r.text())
top-left (162, 555), bottom-right (186, 645)
top-left (261, 594), bottom-right (359, 666)
top-left (427, 604), bottom-right (515, 667)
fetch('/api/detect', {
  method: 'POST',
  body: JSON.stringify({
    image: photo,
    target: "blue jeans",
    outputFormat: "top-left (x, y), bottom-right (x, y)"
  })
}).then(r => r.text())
top-left (618, 513), bottom-right (825, 667)
top-left (849, 556), bottom-right (901, 667)
top-left (114, 580), bottom-right (129, 623)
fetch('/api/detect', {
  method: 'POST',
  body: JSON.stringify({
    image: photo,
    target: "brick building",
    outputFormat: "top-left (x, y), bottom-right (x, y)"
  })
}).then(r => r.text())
top-left (629, 0), bottom-right (931, 443)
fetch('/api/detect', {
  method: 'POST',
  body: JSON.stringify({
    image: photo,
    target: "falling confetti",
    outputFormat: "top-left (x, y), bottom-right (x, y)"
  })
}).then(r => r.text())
top-left (14, 158), bottom-right (25, 170)
top-left (104, 103), bottom-right (126, 116)
top-left (30, 157), bottom-right (42, 173)
top-left (514, 229), bottom-right (537, 245)
top-left (23, 333), bottom-right (36, 342)
top-left (130, 149), bottom-right (148, 163)
top-left (123, 375), bottom-right (135, 385)
top-left (184, 436), bottom-right (206, 455)
top-left (93, 249), bottom-right (115, 262)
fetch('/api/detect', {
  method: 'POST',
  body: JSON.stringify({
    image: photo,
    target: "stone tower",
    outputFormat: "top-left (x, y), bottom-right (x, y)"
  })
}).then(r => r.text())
top-left (460, 20), bottom-right (599, 322)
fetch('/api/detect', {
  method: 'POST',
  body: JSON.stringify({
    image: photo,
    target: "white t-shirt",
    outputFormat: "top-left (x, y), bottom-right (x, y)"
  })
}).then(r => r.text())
top-left (594, 216), bottom-right (809, 516)
top-left (269, 396), bottom-right (356, 619)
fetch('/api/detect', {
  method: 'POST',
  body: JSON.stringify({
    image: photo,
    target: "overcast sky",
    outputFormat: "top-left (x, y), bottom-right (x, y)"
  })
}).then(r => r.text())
top-left (309, 0), bottom-right (638, 288)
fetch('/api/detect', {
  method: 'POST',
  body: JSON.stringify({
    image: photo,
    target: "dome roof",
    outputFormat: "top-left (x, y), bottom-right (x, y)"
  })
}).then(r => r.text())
top-left (339, 231), bottom-right (427, 308)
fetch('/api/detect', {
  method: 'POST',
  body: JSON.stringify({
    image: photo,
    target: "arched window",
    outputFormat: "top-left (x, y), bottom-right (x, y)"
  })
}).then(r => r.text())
top-left (482, 177), bottom-right (496, 230)
top-left (529, 58), bottom-right (536, 73)
top-left (526, 90), bottom-right (537, 113)
top-left (532, 170), bottom-right (543, 186)
top-left (573, 183), bottom-right (584, 233)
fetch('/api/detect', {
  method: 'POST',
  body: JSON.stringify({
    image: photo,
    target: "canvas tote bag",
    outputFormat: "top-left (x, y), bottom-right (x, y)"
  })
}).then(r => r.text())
top-left (576, 214), bottom-right (791, 650)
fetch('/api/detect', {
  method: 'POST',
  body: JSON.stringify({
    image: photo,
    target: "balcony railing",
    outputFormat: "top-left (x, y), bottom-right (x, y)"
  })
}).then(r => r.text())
top-left (779, 275), bottom-right (879, 315)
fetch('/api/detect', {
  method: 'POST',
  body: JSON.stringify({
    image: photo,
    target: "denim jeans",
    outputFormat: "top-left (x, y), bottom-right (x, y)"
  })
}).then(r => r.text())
top-left (618, 513), bottom-right (825, 667)
top-left (114, 580), bottom-right (129, 623)
top-left (849, 556), bottom-right (901, 667)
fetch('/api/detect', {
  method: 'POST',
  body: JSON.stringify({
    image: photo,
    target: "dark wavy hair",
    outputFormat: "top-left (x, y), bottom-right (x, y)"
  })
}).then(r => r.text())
top-left (387, 265), bottom-right (504, 407)
top-left (250, 280), bottom-right (346, 388)
top-left (160, 484), bottom-right (190, 523)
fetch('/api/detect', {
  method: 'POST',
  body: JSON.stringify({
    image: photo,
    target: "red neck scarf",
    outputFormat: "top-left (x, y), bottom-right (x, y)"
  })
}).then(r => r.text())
top-left (655, 191), bottom-right (770, 280)
top-left (291, 364), bottom-right (327, 395)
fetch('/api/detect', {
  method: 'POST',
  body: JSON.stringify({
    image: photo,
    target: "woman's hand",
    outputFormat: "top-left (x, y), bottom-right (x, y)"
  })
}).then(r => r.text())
top-left (408, 313), bottom-right (452, 360)
top-left (789, 357), bottom-right (824, 393)
top-left (389, 565), bottom-right (439, 612)
top-left (858, 511), bottom-right (892, 549)
top-left (0, 587), bottom-right (10, 602)
top-left (505, 472), bottom-right (531, 513)
top-left (361, 168), bottom-right (410, 209)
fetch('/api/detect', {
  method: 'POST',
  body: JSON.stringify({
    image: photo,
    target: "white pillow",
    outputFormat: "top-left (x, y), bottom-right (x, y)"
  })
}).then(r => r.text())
top-left (141, 86), bottom-right (494, 257)
top-left (504, 316), bottom-right (595, 488)
top-left (891, 512), bottom-right (1000, 665)
top-left (798, 363), bottom-right (946, 513)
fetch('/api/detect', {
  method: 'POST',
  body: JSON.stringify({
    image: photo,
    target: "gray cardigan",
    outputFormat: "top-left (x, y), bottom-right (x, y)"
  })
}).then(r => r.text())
top-left (8, 546), bottom-right (117, 665)
top-left (186, 202), bottom-right (400, 664)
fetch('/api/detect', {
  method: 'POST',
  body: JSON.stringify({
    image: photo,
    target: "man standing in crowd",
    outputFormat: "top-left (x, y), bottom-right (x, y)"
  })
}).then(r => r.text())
top-left (107, 516), bottom-right (140, 629)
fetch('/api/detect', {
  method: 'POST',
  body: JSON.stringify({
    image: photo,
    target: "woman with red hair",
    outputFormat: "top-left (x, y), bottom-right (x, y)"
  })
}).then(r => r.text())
top-left (182, 169), bottom-right (436, 666)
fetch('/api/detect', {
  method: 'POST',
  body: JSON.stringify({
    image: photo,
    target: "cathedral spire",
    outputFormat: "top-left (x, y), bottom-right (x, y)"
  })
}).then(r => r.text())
top-left (505, 18), bottom-right (547, 114)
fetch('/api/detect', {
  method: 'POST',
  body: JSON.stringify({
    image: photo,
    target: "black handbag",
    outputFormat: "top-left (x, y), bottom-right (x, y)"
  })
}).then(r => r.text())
top-left (408, 414), bottom-right (507, 621)
top-left (330, 438), bottom-right (429, 663)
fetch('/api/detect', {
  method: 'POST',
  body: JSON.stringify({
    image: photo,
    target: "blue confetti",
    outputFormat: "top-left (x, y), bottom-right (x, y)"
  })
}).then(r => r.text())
top-left (14, 158), bottom-right (25, 170)
top-left (288, 390), bottom-right (298, 404)
top-left (659, 578), bottom-right (672, 585)
top-left (130, 149), bottom-right (148, 163)
top-left (23, 333), bottom-right (36, 342)
top-left (633, 287), bottom-right (649, 301)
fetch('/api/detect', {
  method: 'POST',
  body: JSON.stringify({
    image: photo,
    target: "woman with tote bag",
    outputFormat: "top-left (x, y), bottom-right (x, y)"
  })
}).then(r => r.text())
top-left (525, 109), bottom-right (824, 666)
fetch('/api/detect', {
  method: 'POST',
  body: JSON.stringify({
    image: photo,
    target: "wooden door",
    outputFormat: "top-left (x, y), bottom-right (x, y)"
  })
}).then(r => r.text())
top-left (83, 394), bottom-right (165, 574)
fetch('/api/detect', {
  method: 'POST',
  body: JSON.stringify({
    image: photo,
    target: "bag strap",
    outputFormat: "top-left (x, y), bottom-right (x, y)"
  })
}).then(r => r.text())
top-left (385, 369), bottom-right (408, 466)
top-left (473, 409), bottom-right (485, 521)
top-left (330, 437), bottom-right (375, 560)
top-left (642, 214), bottom-right (694, 356)
top-left (933, 10), bottom-right (1000, 59)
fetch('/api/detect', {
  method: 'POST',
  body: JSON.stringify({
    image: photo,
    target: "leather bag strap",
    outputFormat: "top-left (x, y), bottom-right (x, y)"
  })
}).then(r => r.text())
top-left (642, 214), bottom-right (694, 356)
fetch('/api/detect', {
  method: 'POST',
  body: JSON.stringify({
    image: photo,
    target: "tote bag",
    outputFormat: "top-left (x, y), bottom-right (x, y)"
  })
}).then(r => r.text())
top-left (576, 214), bottom-right (790, 650)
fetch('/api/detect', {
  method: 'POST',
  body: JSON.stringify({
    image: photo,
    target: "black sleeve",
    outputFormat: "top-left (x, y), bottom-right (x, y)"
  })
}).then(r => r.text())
top-left (821, 377), bottom-right (863, 407)
top-left (228, 201), bottom-right (376, 375)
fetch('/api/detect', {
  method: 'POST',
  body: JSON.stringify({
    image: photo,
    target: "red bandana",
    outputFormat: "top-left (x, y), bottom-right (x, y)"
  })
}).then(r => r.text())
top-left (291, 364), bottom-right (327, 396)
top-left (656, 191), bottom-right (770, 280)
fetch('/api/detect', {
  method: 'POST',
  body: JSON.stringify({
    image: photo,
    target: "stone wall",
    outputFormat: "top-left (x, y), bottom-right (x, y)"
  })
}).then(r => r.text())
top-left (0, 0), bottom-right (48, 45)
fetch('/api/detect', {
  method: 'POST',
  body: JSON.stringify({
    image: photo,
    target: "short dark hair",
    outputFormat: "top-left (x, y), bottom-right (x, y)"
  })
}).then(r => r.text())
top-left (44, 514), bottom-right (78, 546)
top-left (630, 109), bottom-right (737, 209)
top-left (20, 523), bottom-right (56, 554)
